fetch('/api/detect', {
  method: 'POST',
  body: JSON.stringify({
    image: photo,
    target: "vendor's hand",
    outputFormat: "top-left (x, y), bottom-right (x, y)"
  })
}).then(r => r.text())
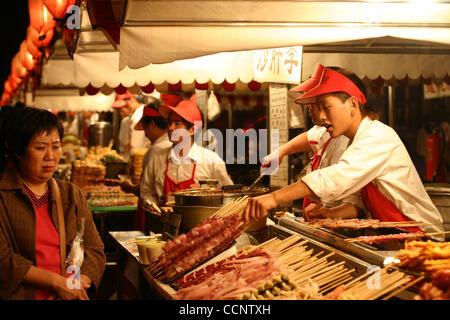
top-left (120, 180), bottom-right (134, 193)
top-left (243, 193), bottom-right (277, 223)
top-left (189, 183), bottom-right (201, 189)
top-left (52, 274), bottom-right (89, 300)
top-left (260, 150), bottom-right (283, 175)
top-left (80, 274), bottom-right (92, 290)
top-left (303, 203), bottom-right (332, 221)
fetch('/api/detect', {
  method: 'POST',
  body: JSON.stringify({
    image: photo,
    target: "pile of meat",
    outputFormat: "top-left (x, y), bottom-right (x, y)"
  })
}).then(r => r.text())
top-left (173, 247), bottom-right (291, 300)
top-left (394, 240), bottom-right (450, 300)
top-left (395, 240), bottom-right (450, 272)
top-left (305, 218), bottom-right (384, 229)
top-left (147, 212), bottom-right (244, 282)
top-left (305, 218), bottom-right (424, 230)
top-left (415, 270), bottom-right (450, 300)
top-left (346, 231), bottom-right (428, 245)
top-left (82, 186), bottom-right (138, 207)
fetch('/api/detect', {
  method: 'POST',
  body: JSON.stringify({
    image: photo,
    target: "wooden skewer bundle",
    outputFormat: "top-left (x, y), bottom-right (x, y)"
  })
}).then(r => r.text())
top-left (250, 235), bottom-right (357, 297)
top-left (337, 267), bottom-right (413, 300)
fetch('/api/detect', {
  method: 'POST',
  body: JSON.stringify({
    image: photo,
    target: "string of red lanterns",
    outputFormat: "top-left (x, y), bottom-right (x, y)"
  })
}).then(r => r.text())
top-left (1, 0), bottom-right (77, 106)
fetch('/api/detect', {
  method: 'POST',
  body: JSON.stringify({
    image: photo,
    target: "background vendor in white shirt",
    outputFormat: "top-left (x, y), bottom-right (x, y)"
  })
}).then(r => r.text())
top-left (244, 64), bottom-right (444, 239)
top-left (140, 94), bottom-right (233, 205)
top-left (121, 97), bottom-right (172, 196)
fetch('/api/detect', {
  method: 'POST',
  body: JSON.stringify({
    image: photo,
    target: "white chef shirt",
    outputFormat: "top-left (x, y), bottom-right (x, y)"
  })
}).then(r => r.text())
top-left (305, 125), bottom-right (363, 210)
top-left (141, 142), bottom-right (233, 204)
top-left (139, 133), bottom-right (173, 191)
top-left (118, 116), bottom-right (130, 154)
top-left (302, 117), bottom-right (444, 237)
top-left (129, 105), bottom-right (150, 150)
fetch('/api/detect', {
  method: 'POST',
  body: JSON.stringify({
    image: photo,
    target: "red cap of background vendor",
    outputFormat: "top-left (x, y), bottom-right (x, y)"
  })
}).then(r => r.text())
top-left (158, 94), bottom-right (203, 126)
top-left (111, 90), bottom-right (135, 108)
top-left (135, 106), bottom-right (164, 130)
top-left (292, 63), bottom-right (367, 105)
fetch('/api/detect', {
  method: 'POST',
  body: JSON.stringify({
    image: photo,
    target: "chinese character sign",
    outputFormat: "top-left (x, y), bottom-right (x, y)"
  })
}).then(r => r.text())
top-left (424, 82), bottom-right (450, 99)
top-left (254, 46), bottom-right (302, 84)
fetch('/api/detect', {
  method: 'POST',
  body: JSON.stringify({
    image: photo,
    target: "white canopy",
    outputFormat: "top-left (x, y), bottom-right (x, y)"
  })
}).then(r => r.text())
top-left (41, 39), bottom-right (76, 87)
top-left (69, 1), bottom-right (450, 90)
top-left (302, 52), bottom-right (450, 84)
top-left (119, 0), bottom-right (450, 69)
top-left (33, 88), bottom-right (115, 111)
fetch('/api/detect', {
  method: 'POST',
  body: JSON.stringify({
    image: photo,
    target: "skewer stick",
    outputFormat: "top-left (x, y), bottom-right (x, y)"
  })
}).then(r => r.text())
top-left (381, 276), bottom-right (424, 300)
top-left (319, 275), bottom-right (354, 294)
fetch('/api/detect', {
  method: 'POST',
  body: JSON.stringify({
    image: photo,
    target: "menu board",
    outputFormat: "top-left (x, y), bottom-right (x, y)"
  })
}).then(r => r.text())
top-left (269, 83), bottom-right (289, 187)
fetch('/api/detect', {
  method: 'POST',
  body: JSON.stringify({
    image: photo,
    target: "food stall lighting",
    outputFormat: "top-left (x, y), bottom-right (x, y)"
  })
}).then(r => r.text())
top-left (383, 257), bottom-right (400, 265)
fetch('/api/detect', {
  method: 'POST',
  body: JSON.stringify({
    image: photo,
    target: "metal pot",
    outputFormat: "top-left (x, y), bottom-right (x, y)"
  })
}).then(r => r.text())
top-left (173, 185), bottom-right (270, 207)
top-left (88, 122), bottom-right (113, 147)
top-left (172, 205), bottom-right (221, 231)
top-left (172, 185), bottom-right (270, 231)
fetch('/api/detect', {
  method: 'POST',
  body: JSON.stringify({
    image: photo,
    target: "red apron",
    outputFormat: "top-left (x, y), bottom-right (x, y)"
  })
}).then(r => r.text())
top-left (361, 182), bottom-right (424, 233)
top-left (163, 159), bottom-right (197, 203)
top-left (303, 137), bottom-right (333, 211)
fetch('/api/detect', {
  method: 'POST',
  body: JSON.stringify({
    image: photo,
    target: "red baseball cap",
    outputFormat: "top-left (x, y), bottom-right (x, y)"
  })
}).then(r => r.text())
top-left (292, 64), bottom-right (367, 105)
top-left (158, 94), bottom-right (203, 126)
top-left (135, 106), bottom-right (164, 130)
top-left (111, 90), bottom-right (135, 108)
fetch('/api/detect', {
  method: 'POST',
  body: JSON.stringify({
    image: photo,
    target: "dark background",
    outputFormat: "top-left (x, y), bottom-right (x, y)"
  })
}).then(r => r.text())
top-left (1, 1), bottom-right (29, 97)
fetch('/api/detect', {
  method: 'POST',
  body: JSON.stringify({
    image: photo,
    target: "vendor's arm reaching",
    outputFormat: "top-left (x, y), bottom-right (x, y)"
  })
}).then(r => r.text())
top-left (243, 180), bottom-right (314, 222)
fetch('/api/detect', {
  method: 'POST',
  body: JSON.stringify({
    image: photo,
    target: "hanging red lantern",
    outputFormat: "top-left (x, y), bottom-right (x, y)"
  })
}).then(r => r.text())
top-left (8, 74), bottom-right (21, 91)
top-left (248, 80), bottom-right (261, 92)
top-left (19, 41), bottom-right (36, 71)
top-left (26, 28), bottom-right (43, 59)
top-left (141, 82), bottom-right (155, 94)
top-left (222, 80), bottom-right (235, 92)
top-left (43, 0), bottom-right (76, 20)
top-left (10, 73), bottom-right (23, 87)
top-left (29, 0), bottom-right (56, 33)
top-left (4, 80), bottom-right (14, 95)
top-left (28, 26), bottom-right (54, 49)
top-left (11, 54), bottom-right (28, 79)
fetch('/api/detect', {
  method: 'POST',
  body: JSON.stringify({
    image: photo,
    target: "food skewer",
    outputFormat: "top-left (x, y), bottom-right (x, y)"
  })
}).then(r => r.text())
top-left (381, 275), bottom-right (425, 300)
top-left (345, 230), bottom-right (450, 243)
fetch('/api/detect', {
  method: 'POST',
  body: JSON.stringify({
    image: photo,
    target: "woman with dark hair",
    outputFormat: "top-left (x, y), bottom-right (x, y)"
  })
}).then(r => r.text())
top-left (244, 64), bottom-right (444, 239)
top-left (0, 107), bottom-right (105, 300)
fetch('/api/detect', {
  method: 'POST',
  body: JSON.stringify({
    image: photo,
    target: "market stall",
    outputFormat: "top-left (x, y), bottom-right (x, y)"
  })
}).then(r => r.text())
top-left (93, 0), bottom-right (450, 301)
top-left (106, 197), bottom-right (450, 300)
top-left (3, 0), bottom-right (449, 302)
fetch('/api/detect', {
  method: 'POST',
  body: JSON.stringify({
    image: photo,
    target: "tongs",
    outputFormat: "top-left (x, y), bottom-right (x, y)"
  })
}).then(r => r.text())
top-left (247, 175), bottom-right (263, 193)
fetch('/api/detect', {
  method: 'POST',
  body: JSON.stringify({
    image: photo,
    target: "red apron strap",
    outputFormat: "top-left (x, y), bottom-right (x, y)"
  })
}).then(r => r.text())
top-left (361, 182), bottom-right (424, 233)
top-left (303, 137), bottom-right (333, 211)
top-left (163, 159), bottom-right (197, 202)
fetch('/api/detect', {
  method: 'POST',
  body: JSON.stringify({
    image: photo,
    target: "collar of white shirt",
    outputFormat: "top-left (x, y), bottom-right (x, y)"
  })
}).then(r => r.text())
top-left (169, 142), bottom-right (202, 164)
top-left (354, 116), bottom-right (372, 142)
top-left (153, 133), bottom-right (170, 147)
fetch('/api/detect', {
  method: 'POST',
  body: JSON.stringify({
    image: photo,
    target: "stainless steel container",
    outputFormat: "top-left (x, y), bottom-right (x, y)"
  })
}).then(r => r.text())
top-left (88, 121), bottom-right (113, 147)
top-left (172, 186), bottom-right (270, 231)
top-left (425, 183), bottom-right (450, 239)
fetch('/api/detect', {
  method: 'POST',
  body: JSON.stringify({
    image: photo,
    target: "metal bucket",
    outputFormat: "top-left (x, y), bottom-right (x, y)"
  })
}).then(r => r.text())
top-left (425, 183), bottom-right (450, 239)
top-left (88, 122), bottom-right (113, 147)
